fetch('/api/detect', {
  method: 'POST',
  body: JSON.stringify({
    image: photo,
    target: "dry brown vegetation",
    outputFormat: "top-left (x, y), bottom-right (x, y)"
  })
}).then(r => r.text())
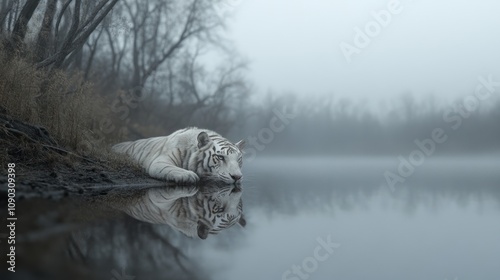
top-left (0, 47), bottom-right (125, 168)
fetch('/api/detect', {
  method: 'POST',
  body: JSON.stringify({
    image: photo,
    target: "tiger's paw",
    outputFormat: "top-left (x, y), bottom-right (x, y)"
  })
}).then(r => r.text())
top-left (168, 170), bottom-right (200, 184)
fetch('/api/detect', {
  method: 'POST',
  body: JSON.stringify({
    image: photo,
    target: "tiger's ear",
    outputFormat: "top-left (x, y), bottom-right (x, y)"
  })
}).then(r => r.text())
top-left (235, 140), bottom-right (245, 150)
top-left (238, 215), bottom-right (247, 227)
top-left (197, 132), bottom-right (211, 149)
top-left (197, 221), bottom-right (209, 239)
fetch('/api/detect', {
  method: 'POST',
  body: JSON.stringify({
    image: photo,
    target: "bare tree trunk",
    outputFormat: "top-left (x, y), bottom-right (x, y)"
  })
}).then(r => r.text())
top-left (125, 0), bottom-right (214, 97)
top-left (53, 0), bottom-right (81, 68)
top-left (6, 1), bottom-right (20, 33)
top-left (83, 27), bottom-right (104, 79)
top-left (0, 0), bottom-right (15, 33)
top-left (72, 45), bottom-right (83, 70)
top-left (36, 0), bottom-right (58, 61)
top-left (37, 0), bottom-right (118, 69)
top-left (54, 0), bottom-right (73, 51)
top-left (10, 0), bottom-right (40, 49)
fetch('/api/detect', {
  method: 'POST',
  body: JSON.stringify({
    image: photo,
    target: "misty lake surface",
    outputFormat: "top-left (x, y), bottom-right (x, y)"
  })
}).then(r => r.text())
top-left (196, 156), bottom-right (500, 280)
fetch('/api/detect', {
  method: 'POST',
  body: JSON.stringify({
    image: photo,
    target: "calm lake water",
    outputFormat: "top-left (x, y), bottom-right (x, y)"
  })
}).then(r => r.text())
top-left (195, 156), bottom-right (500, 280)
top-left (5, 156), bottom-right (499, 280)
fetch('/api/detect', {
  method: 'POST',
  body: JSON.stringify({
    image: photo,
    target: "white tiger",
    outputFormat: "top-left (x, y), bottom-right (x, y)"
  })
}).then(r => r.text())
top-left (123, 180), bottom-right (246, 239)
top-left (112, 127), bottom-right (244, 184)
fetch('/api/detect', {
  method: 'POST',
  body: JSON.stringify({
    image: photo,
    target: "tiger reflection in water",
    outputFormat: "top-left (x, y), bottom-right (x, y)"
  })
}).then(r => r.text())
top-left (123, 179), bottom-right (246, 239)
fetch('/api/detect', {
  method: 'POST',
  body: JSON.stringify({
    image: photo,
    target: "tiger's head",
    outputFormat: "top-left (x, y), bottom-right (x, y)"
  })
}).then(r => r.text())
top-left (196, 132), bottom-right (245, 184)
top-left (196, 182), bottom-right (246, 239)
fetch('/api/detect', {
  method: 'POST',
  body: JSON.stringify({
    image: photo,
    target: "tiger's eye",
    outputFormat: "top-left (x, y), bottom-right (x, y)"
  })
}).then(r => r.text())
top-left (213, 206), bottom-right (224, 213)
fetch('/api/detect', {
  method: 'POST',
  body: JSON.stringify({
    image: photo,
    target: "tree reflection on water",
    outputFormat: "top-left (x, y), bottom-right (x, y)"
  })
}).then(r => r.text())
top-left (0, 180), bottom-right (246, 280)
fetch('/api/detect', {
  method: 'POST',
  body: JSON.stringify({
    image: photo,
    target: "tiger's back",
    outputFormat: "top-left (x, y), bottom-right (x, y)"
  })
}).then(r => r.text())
top-left (112, 127), bottom-right (245, 184)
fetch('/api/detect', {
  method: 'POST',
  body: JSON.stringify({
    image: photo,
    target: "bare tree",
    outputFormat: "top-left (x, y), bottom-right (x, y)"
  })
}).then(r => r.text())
top-left (135, 47), bottom-right (250, 134)
top-left (36, 0), bottom-right (119, 69)
top-left (0, 0), bottom-right (16, 33)
top-left (9, 0), bottom-right (40, 50)
top-left (99, 10), bottom-right (130, 88)
top-left (123, 0), bottom-right (223, 95)
top-left (1, 0), bottom-right (251, 139)
top-left (35, 0), bottom-right (57, 61)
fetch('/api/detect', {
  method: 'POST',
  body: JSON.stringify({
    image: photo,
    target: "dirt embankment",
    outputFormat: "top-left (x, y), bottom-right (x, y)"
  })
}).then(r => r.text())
top-left (0, 113), bottom-right (172, 279)
top-left (0, 112), bottom-right (164, 200)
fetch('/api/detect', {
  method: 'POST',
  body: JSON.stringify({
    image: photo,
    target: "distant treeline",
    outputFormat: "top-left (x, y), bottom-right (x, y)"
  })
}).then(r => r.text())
top-left (231, 92), bottom-right (500, 156)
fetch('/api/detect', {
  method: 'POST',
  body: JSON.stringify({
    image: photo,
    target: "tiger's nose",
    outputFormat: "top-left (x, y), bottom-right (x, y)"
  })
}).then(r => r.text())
top-left (230, 174), bottom-right (242, 182)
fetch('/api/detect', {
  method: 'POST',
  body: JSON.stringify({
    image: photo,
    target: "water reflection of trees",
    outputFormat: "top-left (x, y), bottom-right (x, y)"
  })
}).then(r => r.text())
top-left (69, 216), bottom-right (204, 280)
top-left (0, 195), bottom-right (211, 279)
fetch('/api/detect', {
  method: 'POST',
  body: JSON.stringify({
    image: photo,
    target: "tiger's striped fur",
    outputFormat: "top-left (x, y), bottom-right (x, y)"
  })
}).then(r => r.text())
top-left (112, 127), bottom-right (245, 184)
top-left (123, 181), bottom-right (246, 239)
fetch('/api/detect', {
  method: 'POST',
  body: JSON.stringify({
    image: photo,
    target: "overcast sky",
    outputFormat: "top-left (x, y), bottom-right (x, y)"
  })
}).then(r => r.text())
top-left (221, 0), bottom-right (500, 104)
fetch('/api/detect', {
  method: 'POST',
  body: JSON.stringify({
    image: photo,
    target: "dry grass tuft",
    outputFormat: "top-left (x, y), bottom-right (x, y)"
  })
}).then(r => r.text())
top-left (0, 47), bottom-right (146, 175)
top-left (0, 47), bottom-right (105, 155)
